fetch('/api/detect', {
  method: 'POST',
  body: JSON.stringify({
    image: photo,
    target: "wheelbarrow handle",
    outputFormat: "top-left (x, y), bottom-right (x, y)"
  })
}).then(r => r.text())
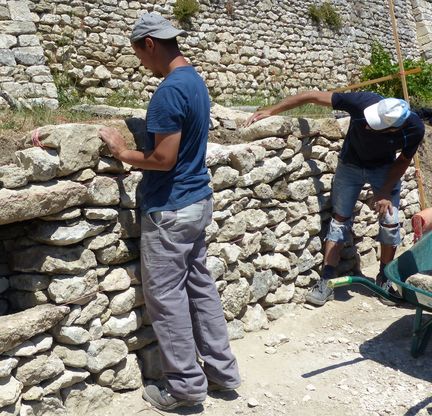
top-left (328, 276), bottom-right (353, 288)
top-left (328, 276), bottom-right (405, 304)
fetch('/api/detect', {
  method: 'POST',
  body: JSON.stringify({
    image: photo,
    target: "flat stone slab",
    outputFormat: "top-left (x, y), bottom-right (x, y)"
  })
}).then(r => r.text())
top-left (0, 304), bottom-right (69, 354)
top-left (0, 180), bottom-right (87, 225)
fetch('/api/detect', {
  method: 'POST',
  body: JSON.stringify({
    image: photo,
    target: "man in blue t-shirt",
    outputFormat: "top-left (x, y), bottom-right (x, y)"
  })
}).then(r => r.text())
top-left (99, 12), bottom-right (240, 411)
top-left (246, 91), bottom-right (425, 306)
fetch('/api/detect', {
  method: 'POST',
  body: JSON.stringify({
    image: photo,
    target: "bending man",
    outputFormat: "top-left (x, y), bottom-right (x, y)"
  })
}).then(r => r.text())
top-left (246, 91), bottom-right (425, 306)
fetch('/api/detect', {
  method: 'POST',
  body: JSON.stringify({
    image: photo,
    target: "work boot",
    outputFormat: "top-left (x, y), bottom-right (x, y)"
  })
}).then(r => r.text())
top-left (305, 279), bottom-right (334, 306)
top-left (142, 384), bottom-right (203, 411)
top-left (376, 274), bottom-right (401, 306)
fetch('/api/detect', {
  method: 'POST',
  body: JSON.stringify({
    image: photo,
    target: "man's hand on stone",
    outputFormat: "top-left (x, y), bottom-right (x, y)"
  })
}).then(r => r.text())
top-left (99, 127), bottom-right (128, 160)
top-left (244, 109), bottom-right (273, 127)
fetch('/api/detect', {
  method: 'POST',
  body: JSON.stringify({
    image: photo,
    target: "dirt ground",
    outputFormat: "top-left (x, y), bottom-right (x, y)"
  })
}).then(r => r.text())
top-left (92, 264), bottom-right (431, 416)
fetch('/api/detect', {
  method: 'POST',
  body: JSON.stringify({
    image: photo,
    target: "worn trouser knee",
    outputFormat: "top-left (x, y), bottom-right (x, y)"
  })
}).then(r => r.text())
top-left (326, 215), bottom-right (352, 243)
top-left (378, 222), bottom-right (401, 246)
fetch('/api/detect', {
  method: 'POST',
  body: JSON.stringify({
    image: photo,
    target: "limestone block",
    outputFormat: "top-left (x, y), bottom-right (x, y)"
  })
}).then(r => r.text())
top-left (124, 326), bottom-right (157, 351)
top-left (0, 357), bottom-right (19, 378)
top-left (0, 34), bottom-right (17, 49)
top-left (23, 124), bottom-right (103, 176)
top-left (238, 116), bottom-right (293, 142)
top-left (102, 309), bottom-right (142, 337)
top-left (0, 48), bottom-right (16, 66)
top-left (0, 304), bottom-right (69, 354)
top-left (109, 286), bottom-right (144, 316)
top-left (21, 396), bottom-right (66, 416)
top-left (85, 339), bottom-right (128, 373)
top-left (40, 207), bottom-right (81, 221)
top-left (52, 345), bottom-right (87, 368)
top-left (96, 354), bottom-right (142, 391)
top-left (4, 334), bottom-right (52, 357)
top-left (253, 253), bottom-right (291, 272)
top-left (15, 352), bottom-right (64, 387)
top-left (237, 157), bottom-right (286, 187)
top-left (0, 375), bottom-right (22, 408)
top-left (42, 368), bottom-right (90, 396)
top-left (98, 267), bottom-right (131, 292)
top-left (13, 46), bottom-right (45, 65)
top-left (95, 239), bottom-right (139, 265)
top-left (241, 304), bottom-right (269, 332)
top-left (0, 180), bottom-right (87, 225)
top-left (48, 270), bottom-right (98, 304)
top-left (30, 220), bottom-right (107, 246)
top-left (51, 325), bottom-right (91, 345)
top-left (63, 383), bottom-right (114, 414)
top-left (229, 148), bottom-right (256, 174)
top-left (119, 171), bottom-right (143, 208)
top-left (217, 212), bottom-right (247, 242)
top-left (0, 164), bottom-right (28, 189)
top-left (117, 209), bottom-right (140, 238)
top-left (221, 278), bottom-right (250, 320)
top-left (0, 21), bottom-right (36, 36)
top-left (86, 176), bottom-right (120, 206)
top-left (238, 231), bottom-right (261, 260)
top-left (83, 232), bottom-right (119, 250)
top-left (406, 272), bottom-right (432, 292)
top-left (83, 208), bottom-right (118, 221)
top-left (211, 166), bottom-right (239, 191)
top-left (11, 245), bottom-right (97, 274)
top-left (226, 319), bottom-right (245, 340)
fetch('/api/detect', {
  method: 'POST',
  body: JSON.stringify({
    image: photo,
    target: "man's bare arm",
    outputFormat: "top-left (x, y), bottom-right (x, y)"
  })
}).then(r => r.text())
top-left (99, 127), bottom-right (181, 171)
top-left (244, 91), bottom-right (334, 126)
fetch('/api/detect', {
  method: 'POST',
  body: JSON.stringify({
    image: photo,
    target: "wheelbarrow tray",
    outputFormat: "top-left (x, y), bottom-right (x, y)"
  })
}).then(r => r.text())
top-left (329, 231), bottom-right (432, 357)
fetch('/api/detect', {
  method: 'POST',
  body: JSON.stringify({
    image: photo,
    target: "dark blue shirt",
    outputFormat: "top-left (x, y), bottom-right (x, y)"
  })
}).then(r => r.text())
top-left (140, 66), bottom-right (212, 213)
top-left (332, 92), bottom-right (425, 168)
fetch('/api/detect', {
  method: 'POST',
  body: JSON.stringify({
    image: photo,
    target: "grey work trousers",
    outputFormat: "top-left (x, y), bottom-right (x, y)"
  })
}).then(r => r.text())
top-left (140, 196), bottom-right (240, 401)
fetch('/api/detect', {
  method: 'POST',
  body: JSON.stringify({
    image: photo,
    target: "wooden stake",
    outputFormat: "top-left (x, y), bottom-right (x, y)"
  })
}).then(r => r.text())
top-left (388, 0), bottom-right (427, 210)
top-left (331, 67), bottom-right (421, 93)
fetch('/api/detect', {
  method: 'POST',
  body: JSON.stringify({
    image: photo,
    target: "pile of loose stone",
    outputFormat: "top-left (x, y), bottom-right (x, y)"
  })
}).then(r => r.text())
top-left (0, 104), bottom-right (421, 415)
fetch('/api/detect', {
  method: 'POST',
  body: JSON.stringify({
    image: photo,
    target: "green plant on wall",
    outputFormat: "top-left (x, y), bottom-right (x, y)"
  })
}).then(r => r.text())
top-left (360, 41), bottom-right (432, 106)
top-left (308, 2), bottom-right (342, 30)
top-left (173, 0), bottom-right (199, 22)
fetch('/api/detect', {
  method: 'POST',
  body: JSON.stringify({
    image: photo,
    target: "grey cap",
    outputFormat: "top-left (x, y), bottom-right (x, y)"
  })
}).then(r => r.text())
top-left (130, 12), bottom-right (187, 43)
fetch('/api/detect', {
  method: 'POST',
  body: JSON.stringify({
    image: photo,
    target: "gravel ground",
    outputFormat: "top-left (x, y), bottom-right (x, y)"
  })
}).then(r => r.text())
top-left (92, 262), bottom-right (432, 416)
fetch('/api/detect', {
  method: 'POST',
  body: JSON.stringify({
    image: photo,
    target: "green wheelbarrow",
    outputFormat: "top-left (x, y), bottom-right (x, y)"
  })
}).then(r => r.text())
top-left (329, 231), bottom-right (432, 358)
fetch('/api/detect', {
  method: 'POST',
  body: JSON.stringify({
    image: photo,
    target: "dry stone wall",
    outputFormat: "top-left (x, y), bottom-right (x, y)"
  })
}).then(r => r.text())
top-left (0, 0), bottom-right (58, 109)
top-left (1, 0), bottom-right (432, 108)
top-left (0, 106), bottom-right (421, 415)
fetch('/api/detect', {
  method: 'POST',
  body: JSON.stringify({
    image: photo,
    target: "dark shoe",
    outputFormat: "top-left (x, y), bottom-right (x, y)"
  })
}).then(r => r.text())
top-left (305, 279), bottom-right (334, 306)
top-left (376, 274), bottom-right (401, 306)
top-left (142, 384), bottom-right (203, 411)
top-left (208, 380), bottom-right (240, 392)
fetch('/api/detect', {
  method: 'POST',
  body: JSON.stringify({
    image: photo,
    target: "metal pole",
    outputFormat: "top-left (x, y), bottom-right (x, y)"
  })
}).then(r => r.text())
top-left (388, 0), bottom-right (427, 210)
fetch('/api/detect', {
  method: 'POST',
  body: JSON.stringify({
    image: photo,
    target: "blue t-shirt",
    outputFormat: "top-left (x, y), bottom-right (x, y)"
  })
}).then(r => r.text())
top-left (332, 92), bottom-right (425, 168)
top-left (140, 66), bottom-right (212, 213)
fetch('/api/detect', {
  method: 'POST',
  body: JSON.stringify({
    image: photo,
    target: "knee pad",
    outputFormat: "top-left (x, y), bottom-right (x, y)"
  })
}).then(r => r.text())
top-left (326, 217), bottom-right (352, 243)
top-left (377, 222), bottom-right (401, 246)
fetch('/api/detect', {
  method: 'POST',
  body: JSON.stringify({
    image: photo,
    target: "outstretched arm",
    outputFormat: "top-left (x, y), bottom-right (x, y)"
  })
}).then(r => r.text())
top-left (244, 91), bottom-right (334, 126)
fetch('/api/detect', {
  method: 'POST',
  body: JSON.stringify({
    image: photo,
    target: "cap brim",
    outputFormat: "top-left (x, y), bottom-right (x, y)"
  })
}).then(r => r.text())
top-left (364, 102), bottom-right (388, 130)
top-left (151, 27), bottom-right (187, 39)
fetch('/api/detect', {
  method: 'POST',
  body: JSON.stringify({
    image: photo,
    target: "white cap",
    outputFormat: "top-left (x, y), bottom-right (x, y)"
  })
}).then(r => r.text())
top-left (364, 98), bottom-right (411, 130)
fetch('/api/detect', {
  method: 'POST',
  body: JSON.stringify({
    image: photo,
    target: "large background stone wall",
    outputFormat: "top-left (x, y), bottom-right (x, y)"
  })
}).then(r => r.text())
top-left (0, 107), bottom-right (421, 414)
top-left (1, 0), bottom-right (432, 108)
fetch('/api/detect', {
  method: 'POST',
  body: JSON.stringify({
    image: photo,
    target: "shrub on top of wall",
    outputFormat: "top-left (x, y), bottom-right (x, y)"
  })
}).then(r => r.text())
top-left (173, 0), bottom-right (200, 22)
top-left (361, 41), bottom-right (432, 107)
top-left (308, 1), bottom-right (343, 30)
